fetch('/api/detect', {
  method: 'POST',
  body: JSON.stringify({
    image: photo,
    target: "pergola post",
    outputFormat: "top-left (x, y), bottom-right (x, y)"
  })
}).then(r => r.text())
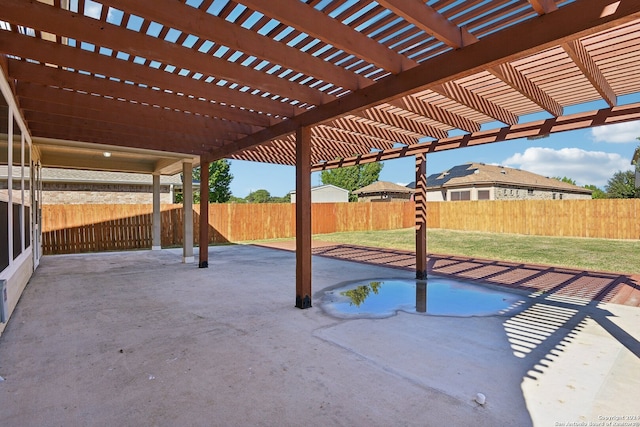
top-left (182, 160), bottom-right (194, 264)
top-left (198, 158), bottom-right (210, 268)
top-left (295, 126), bottom-right (312, 309)
top-left (152, 173), bottom-right (161, 250)
top-left (415, 153), bottom-right (427, 280)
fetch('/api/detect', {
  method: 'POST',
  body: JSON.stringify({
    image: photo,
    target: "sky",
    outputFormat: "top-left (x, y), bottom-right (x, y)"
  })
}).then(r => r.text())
top-left (228, 98), bottom-right (640, 198)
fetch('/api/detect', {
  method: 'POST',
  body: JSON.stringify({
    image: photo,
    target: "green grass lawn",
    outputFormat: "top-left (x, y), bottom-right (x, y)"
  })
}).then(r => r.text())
top-left (307, 228), bottom-right (640, 274)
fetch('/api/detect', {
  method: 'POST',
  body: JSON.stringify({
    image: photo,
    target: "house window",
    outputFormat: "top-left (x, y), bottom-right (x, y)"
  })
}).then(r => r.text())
top-left (528, 189), bottom-right (534, 196)
top-left (559, 193), bottom-right (563, 200)
top-left (451, 190), bottom-right (471, 201)
top-left (477, 190), bottom-right (490, 200)
top-left (1, 92), bottom-right (34, 271)
top-left (12, 203), bottom-right (21, 260)
top-left (552, 193), bottom-right (556, 200)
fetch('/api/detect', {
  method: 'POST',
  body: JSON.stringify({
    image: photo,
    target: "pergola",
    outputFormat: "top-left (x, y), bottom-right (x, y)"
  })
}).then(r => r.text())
top-left (2, 0), bottom-right (640, 308)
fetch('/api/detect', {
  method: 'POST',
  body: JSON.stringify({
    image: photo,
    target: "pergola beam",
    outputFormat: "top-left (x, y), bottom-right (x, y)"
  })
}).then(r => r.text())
top-left (376, 0), bottom-right (478, 48)
top-left (16, 83), bottom-right (255, 136)
top-left (10, 61), bottom-right (273, 127)
top-left (240, 0), bottom-right (416, 74)
top-left (17, 84), bottom-right (232, 154)
top-left (563, 40), bottom-right (617, 107)
top-left (0, 30), bottom-right (295, 119)
top-left (434, 82), bottom-right (519, 125)
top-left (312, 102), bottom-right (640, 170)
top-left (27, 122), bottom-right (213, 155)
top-left (328, 116), bottom-right (420, 146)
top-left (23, 110), bottom-right (227, 146)
top-left (209, 0), bottom-right (640, 160)
top-left (313, 125), bottom-right (396, 151)
top-left (102, 0), bottom-right (370, 92)
top-left (389, 96), bottom-right (481, 133)
top-left (528, 0), bottom-right (559, 15)
top-left (357, 106), bottom-right (448, 140)
top-left (490, 63), bottom-right (564, 117)
top-left (17, 97), bottom-right (250, 138)
top-left (1, 0), bottom-right (332, 106)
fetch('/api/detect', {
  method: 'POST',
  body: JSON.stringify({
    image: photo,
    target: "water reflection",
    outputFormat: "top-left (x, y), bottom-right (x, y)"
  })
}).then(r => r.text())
top-left (341, 281), bottom-right (381, 307)
top-left (416, 281), bottom-right (427, 313)
top-left (325, 278), bottom-right (525, 318)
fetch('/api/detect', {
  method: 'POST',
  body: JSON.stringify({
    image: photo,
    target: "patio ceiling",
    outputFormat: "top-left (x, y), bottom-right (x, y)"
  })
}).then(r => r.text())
top-left (1, 0), bottom-right (640, 171)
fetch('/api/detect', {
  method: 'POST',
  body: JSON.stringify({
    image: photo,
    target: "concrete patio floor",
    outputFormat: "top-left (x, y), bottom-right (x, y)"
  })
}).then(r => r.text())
top-left (0, 244), bottom-right (638, 426)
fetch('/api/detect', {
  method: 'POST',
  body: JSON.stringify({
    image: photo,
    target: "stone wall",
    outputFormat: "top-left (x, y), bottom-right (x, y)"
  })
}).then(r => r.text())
top-left (494, 186), bottom-right (590, 200)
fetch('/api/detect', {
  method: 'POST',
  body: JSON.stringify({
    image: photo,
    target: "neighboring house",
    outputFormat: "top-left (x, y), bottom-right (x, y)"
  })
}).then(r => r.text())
top-left (289, 184), bottom-right (349, 203)
top-left (354, 181), bottom-right (414, 202)
top-left (40, 168), bottom-right (183, 204)
top-left (407, 163), bottom-right (592, 201)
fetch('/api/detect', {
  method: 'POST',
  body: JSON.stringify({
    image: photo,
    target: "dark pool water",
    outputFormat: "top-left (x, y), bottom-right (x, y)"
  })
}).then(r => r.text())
top-left (321, 277), bottom-right (525, 318)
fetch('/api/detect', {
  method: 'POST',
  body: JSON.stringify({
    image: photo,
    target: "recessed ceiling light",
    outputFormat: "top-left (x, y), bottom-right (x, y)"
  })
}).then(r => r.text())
top-left (103, 152), bottom-right (112, 157)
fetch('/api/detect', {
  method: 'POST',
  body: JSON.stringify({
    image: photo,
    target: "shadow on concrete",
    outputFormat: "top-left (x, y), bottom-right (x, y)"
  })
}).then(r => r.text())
top-left (309, 244), bottom-right (640, 424)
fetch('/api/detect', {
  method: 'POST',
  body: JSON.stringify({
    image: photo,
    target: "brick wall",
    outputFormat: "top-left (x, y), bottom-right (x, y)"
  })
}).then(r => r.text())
top-left (42, 183), bottom-right (175, 204)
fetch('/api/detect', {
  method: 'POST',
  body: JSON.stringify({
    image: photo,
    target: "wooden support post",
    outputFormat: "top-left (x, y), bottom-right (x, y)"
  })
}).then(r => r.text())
top-left (152, 173), bottom-right (161, 250)
top-left (199, 158), bottom-right (210, 268)
top-left (295, 126), bottom-right (312, 309)
top-left (415, 153), bottom-right (427, 280)
top-left (182, 161), bottom-right (194, 263)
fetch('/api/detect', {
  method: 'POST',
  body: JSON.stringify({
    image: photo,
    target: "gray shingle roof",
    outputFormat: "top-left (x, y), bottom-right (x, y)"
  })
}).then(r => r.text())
top-left (424, 163), bottom-right (591, 194)
top-left (354, 181), bottom-right (414, 195)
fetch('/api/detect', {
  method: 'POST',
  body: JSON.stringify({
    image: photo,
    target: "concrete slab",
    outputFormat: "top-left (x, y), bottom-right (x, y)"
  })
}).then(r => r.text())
top-left (0, 245), bottom-right (638, 426)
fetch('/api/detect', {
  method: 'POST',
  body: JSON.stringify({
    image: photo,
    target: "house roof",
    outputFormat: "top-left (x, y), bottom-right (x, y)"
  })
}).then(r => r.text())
top-left (2, 0), bottom-right (640, 174)
top-left (425, 163), bottom-right (592, 194)
top-left (41, 168), bottom-right (183, 186)
top-left (354, 181), bottom-right (414, 195)
top-left (289, 184), bottom-right (349, 195)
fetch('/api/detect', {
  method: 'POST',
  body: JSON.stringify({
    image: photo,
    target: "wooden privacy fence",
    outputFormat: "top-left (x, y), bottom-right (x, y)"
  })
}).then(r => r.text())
top-left (41, 199), bottom-right (639, 254)
top-left (41, 202), bottom-right (415, 254)
top-left (434, 199), bottom-right (640, 239)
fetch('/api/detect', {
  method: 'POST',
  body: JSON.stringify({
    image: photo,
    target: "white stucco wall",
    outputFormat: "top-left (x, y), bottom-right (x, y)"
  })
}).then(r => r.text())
top-left (290, 185), bottom-right (348, 203)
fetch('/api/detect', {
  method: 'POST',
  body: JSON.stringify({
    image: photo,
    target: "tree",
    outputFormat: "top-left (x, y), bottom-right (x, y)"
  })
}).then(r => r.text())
top-left (320, 162), bottom-right (384, 201)
top-left (180, 159), bottom-right (233, 203)
top-left (228, 196), bottom-right (247, 203)
top-left (246, 189), bottom-right (271, 203)
top-left (269, 193), bottom-right (291, 203)
top-left (583, 184), bottom-right (607, 199)
top-left (552, 176), bottom-right (577, 185)
top-left (605, 170), bottom-right (639, 198)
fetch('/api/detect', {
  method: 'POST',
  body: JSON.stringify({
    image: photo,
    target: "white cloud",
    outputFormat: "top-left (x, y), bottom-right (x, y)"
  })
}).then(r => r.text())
top-left (84, 2), bottom-right (102, 20)
top-left (591, 121), bottom-right (640, 144)
top-left (503, 147), bottom-right (630, 187)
